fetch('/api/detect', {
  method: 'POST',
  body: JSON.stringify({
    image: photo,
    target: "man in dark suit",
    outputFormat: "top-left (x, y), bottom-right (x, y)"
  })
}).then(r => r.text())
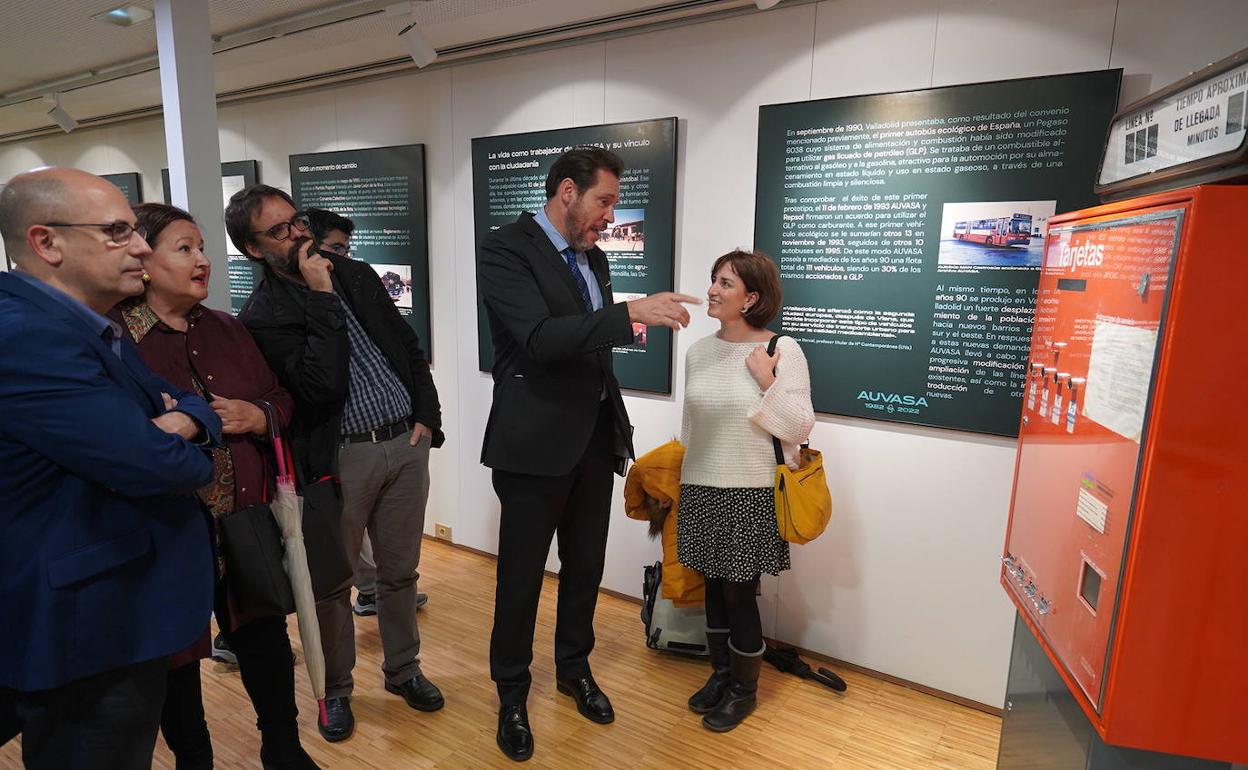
top-left (229, 187), bottom-right (444, 743)
top-left (478, 147), bottom-right (698, 761)
top-left (0, 167), bottom-right (220, 769)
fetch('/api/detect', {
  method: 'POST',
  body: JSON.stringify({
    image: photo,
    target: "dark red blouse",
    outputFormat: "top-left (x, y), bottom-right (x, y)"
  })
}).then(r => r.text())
top-left (117, 301), bottom-right (293, 510)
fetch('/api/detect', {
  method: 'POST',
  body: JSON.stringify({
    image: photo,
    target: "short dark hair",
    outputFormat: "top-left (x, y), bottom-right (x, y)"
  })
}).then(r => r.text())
top-left (544, 147), bottom-right (624, 199)
top-left (132, 202), bottom-right (195, 248)
top-left (305, 208), bottom-right (354, 241)
top-left (224, 184), bottom-right (295, 259)
top-left (711, 249), bottom-right (782, 329)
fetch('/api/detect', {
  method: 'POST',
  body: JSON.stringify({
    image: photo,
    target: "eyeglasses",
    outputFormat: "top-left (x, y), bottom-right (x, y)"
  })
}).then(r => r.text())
top-left (253, 213), bottom-right (310, 241)
top-left (43, 221), bottom-right (148, 246)
top-left (320, 243), bottom-right (352, 258)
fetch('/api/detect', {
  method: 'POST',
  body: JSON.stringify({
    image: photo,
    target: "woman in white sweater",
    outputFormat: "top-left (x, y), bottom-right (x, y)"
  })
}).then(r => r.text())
top-left (678, 249), bottom-right (815, 732)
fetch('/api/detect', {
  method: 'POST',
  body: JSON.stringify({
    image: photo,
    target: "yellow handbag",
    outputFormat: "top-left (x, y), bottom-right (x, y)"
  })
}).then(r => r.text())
top-left (766, 335), bottom-right (832, 544)
top-left (771, 438), bottom-right (832, 545)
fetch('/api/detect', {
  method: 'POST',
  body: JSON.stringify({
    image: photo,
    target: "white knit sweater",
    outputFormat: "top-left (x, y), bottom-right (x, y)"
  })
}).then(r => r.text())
top-left (679, 334), bottom-right (816, 489)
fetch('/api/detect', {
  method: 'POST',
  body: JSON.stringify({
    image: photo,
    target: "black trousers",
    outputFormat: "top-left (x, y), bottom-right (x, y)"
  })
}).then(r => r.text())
top-left (160, 661), bottom-right (213, 770)
top-left (489, 401), bottom-right (617, 706)
top-left (0, 658), bottom-right (167, 770)
top-left (161, 613), bottom-right (299, 765)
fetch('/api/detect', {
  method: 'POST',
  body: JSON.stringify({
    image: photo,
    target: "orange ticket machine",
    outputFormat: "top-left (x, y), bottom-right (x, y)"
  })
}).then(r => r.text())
top-left (1001, 185), bottom-right (1248, 765)
top-left (998, 48), bottom-right (1248, 768)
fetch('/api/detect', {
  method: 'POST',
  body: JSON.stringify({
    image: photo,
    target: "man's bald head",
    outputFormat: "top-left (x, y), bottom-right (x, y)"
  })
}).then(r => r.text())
top-left (0, 167), bottom-right (150, 313)
top-left (0, 167), bottom-right (118, 264)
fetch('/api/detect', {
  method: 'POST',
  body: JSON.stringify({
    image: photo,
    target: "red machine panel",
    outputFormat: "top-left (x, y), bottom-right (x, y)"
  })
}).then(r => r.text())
top-left (1001, 186), bottom-right (1248, 763)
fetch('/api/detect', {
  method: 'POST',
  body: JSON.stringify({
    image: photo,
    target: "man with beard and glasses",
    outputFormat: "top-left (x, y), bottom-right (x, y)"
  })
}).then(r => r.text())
top-left (226, 185), bottom-right (444, 744)
top-left (478, 147), bottom-right (699, 762)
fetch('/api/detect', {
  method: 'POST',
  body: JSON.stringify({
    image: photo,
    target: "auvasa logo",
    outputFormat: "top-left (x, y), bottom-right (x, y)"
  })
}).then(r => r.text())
top-left (857, 391), bottom-right (929, 407)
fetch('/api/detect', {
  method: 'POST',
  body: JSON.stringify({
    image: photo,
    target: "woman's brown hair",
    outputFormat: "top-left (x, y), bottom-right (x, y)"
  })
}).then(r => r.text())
top-left (132, 202), bottom-right (196, 248)
top-left (711, 249), bottom-right (782, 328)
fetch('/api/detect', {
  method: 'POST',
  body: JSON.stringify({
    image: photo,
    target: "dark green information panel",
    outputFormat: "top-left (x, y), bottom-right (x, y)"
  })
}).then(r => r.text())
top-left (289, 145), bottom-right (432, 362)
top-left (756, 70), bottom-right (1120, 436)
top-left (102, 173), bottom-right (142, 204)
top-left (472, 118), bottom-right (678, 394)
top-left (164, 160), bottom-right (260, 315)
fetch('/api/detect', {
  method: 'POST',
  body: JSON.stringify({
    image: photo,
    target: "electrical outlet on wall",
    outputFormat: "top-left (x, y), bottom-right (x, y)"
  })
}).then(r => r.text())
top-left (434, 523), bottom-right (452, 540)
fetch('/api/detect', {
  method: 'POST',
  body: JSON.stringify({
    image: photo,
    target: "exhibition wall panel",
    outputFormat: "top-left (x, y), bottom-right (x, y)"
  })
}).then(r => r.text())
top-left (101, 172), bottom-right (143, 204)
top-left (3, 0), bottom-right (1247, 708)
top-left (290, 146), bottom-right (432, 360)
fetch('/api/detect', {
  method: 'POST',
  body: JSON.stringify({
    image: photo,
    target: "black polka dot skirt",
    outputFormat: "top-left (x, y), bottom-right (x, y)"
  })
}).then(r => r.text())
top-left (676, 484), bottom-right (791, 581)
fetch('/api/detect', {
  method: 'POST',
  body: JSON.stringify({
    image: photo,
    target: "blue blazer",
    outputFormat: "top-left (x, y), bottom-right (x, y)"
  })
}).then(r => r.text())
top-left (0, 272), bottom-right (221, 691)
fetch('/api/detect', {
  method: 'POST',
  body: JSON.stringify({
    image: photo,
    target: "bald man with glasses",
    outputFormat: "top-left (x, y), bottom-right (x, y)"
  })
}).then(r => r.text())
top-left (0, 167), bottom-right (221, 770)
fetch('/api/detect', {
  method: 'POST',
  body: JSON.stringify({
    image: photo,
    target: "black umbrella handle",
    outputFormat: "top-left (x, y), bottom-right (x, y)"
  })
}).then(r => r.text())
top-left (816, 667), bottom-right (848, 692)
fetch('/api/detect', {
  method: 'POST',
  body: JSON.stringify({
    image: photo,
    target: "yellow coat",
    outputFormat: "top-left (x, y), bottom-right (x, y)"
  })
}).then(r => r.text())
top-left (623, 440), bottom-right (704, 607)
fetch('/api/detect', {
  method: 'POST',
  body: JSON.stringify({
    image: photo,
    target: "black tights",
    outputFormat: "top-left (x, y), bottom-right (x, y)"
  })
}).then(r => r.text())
top-left (703, 576), bottom-right (763, 653)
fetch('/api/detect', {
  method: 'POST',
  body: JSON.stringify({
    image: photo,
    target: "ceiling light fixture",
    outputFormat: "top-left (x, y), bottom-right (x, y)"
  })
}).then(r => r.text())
top-left (755, 0), bottom-right (784, 9)
top-left (398, 20), bottom-right (437, 68)
top-left (43, 93), bottom-right (78, 133)
top-left (92, 4), bottom-right (155, 28)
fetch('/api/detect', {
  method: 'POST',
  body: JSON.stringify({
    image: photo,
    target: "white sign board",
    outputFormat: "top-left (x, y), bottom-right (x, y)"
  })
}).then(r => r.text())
top-left (1099, 60), bottom-right (1248, 186)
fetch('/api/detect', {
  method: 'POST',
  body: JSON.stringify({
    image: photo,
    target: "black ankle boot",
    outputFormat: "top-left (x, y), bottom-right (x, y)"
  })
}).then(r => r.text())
top-left (688, 629), bottom-right (731, 713)
top-left (702, 642), bottom-right (763, 732)
top-left (260, 741), bottom-right (321, 769)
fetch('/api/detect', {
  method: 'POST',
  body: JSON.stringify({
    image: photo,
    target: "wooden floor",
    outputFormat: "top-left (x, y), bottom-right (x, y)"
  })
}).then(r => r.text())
top-left (1, 540), bottom-right (1000, 769)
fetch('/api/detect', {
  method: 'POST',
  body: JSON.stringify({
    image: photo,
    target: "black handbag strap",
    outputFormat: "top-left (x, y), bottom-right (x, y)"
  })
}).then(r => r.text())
top-left (767, 335), bottom-right (787, 466)
top-left (254, 399), bottom-right (279, 503)
top-left (764, 334), bottom-right (812, 465)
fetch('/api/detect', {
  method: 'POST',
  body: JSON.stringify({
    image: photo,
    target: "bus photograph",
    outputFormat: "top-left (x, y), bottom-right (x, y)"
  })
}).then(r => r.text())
top-left (952, 213), bottom-right (1033, 247)
top-left (938, 201), bottom-right (1053, 269)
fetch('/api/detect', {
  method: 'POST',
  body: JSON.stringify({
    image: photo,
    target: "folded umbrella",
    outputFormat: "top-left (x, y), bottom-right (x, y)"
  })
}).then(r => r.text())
top-left (270, 432), bottom-right (329, 727)
top-left (763, 646), bottom-right (847, 693)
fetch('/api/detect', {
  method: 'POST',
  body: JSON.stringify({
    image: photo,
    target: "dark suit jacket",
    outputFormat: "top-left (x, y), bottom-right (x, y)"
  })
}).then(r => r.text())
top-left (0, 271), bottom-right (220, 692)
top-left (239, 255), bottom-right (442, 483)
top-left (478, 212), bottom-right (635, 476)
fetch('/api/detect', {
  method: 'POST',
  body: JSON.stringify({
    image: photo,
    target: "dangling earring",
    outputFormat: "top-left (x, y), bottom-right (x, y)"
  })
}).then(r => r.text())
top-left (740, 305), bottom-right (750, 314)
top-left (141, 273), bottom-right (151, 283)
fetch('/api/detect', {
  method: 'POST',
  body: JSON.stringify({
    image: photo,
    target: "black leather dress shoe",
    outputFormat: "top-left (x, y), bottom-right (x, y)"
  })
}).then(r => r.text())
top-left (555, 675), bottom-right (615, 724)
top-left (317, 697), bottom-right (354, 743)
top-left (385, 674), bottom-right (445, 712)
top-left (496, 704), bottom-right (534, 762)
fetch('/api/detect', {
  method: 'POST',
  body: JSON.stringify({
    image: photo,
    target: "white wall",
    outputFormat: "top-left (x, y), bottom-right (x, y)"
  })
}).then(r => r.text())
top-left (4, 0), bottom-right (1245, 707)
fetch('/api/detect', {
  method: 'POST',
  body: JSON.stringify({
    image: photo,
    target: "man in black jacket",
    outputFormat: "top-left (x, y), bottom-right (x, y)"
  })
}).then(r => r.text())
top-left (228, 186), bottom-right (443, 744)
top-left (304, 208), bottom-right (430, 620)
top-left (478, 148), bottom-right (698, 761)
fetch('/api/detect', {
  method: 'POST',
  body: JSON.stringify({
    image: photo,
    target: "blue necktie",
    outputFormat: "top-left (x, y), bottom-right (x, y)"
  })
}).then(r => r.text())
top-left (562, 248), bottom-right (593, 312)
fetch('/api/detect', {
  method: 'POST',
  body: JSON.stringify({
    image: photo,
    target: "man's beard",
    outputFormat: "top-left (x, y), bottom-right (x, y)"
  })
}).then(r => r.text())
top-left (563, 200), bottom-right (602, 253)
top-left (260, 236), bottom-right (307, 275)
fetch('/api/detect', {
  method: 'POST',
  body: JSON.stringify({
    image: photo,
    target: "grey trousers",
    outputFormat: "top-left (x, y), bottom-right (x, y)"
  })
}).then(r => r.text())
top-left (317, 431), bottom-right (431, 698)
top-left (356, 534), bottom-right (377, 595)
